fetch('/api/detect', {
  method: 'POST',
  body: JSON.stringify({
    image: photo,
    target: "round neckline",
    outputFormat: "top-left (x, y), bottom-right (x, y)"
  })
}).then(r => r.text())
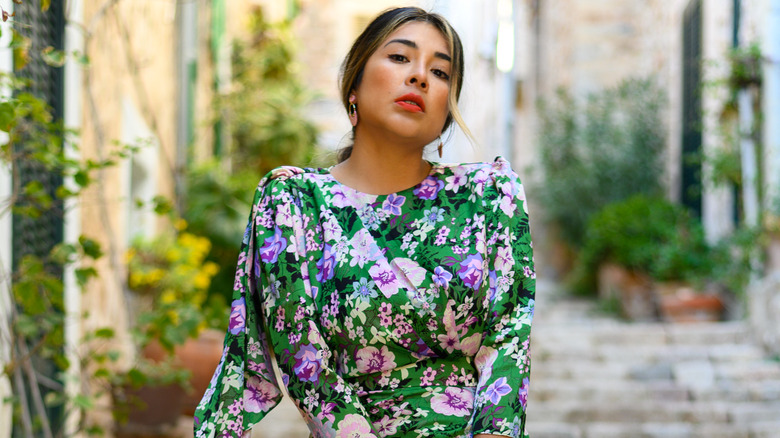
top-left (323, 161), bottom-right (440, 197)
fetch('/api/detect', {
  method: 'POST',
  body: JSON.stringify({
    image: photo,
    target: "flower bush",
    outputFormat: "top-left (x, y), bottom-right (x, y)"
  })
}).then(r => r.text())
top-left (126, 222), bottom-right (221, 352)
top-left (571, 195), bottom-right (715, 294)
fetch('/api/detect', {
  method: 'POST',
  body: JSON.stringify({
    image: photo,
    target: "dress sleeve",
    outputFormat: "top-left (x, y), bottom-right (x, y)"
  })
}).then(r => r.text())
top-left (469, 158), bottom-right (535, 438)
top-left (195, 169), bottom-right (379, 438)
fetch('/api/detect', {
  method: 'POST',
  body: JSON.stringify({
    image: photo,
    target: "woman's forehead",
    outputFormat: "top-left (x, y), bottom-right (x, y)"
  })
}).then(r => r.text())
top-left (381, 21), bottom-right (450, 56)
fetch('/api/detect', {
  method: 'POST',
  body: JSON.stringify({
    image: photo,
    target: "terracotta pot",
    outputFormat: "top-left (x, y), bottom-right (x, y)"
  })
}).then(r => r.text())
top-left (113, 382), bottom-right (186, 437)
top-left (767, 233), bottom-right (780, 273)
top-left (142, 329), bottom-right (225, 415)
top-left (598, 263), bottom-right (656, 321)
top-left (178, 329), bottom-right (225, 415)
top-left (659, 292), bottom-right (724, 323)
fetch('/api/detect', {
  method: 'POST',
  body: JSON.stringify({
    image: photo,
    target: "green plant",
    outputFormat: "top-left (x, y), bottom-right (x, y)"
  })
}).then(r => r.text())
top-left (182, 161), bottom-right (253, 311)
top-left (218, 7), bottom-right (319, 177)
top-left (535, 77), bottom-right (667, 247)
top-left (571, 195), bottom-right (714, 294)
top-left (189, 7), bottom-right (323, 312)
top-left (727, 43), bottom-right (762, 89)
top-left (126, 225), bottom-right (221, 352)
top-left (0, 32), bottom-right (142, 433)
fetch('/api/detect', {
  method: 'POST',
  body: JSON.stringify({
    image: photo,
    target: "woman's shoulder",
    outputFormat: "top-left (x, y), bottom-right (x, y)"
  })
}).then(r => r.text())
top-left (435, 156), bottom-right (521, 185)
top-left (254, 165), bottom-right (325, 192)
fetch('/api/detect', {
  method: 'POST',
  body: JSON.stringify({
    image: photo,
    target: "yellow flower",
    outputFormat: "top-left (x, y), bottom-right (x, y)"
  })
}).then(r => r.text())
top-left (193, 273), bottom-right (211, 290)
top-left (128, 271), bottom-right (143, 288)
top-left (148, 268), bottom-right (165, 284)
top-left (174, 218), bottom-right (188, 231)
top-left (167, 310), bottom-right (180, 325)
top-left (203, 262), bottom-right (219, 276)
top-left (160, 290), bottom-right (177, 304)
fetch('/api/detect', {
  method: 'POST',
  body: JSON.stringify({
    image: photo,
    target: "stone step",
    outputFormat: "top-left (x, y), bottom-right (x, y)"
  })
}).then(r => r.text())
top-left (534, 343), bottom-right (767, 364)
top-left (529, 380), bottom-right (690, 403)
top-left (532, 322), bottom-right (752, 349)
top-left (530, 378), bottom-right (780, 403)
top-left (526, 421), bottom-right (780, 438)
top-left (527, 400), bottom-right (780, 424)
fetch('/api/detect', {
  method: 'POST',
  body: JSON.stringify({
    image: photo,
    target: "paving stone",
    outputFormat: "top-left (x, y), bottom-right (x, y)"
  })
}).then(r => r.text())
top-left (628, 362), bottom-right (674, 381)
top-left (715, 361), bottom-right (780, 381)
top-left (526, 422), bottom-right (583, 438)
top-left (747, 379), bottom-right (780, 401)
top-left (690, 424), bottom-right (750, 438)
top-left (665, 322), bottom-right (750, 345)
top-left (728, 402), bottom-right (780, 424)
top-left (673, 360), bottom-right (716, 390)
top-left (749, 421), bottom-right (780, 438)
top-left (708, 344), bottom-right (766, 362)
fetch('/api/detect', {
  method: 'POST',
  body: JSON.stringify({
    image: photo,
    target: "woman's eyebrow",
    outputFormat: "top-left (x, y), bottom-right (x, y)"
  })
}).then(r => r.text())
top-left (384, 38), bottom-right (452, 62)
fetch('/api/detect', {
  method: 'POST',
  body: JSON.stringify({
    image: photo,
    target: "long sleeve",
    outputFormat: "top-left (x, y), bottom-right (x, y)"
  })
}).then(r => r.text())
top-left (195, 168), bottom-right (379, 438)
top-left (469, 159), bottom-right (535, 438)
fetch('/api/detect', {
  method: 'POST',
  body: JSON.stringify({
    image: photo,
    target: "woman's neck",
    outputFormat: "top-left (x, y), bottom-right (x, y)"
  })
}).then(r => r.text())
top-left (331, 138), bottom-right (432, 195)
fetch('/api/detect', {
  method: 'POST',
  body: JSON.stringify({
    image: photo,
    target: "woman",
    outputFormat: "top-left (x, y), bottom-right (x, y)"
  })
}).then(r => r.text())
top-left (195, 7), bottom-right (534, 438)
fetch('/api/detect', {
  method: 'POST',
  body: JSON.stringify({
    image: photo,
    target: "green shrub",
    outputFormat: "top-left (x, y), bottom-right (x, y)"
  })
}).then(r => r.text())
top-left (536, 77), bottom-right (667, 247)
top-left (571, 195), bottom-right (714, 294)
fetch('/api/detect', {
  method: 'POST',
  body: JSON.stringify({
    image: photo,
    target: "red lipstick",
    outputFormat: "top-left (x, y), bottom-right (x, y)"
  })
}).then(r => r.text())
top-left (395, 93), bottom-right (425, 112)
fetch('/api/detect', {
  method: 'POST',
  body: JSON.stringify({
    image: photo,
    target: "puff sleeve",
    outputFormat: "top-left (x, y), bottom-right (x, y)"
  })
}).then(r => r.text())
top-left (194, 168), bottom-right (378, 438)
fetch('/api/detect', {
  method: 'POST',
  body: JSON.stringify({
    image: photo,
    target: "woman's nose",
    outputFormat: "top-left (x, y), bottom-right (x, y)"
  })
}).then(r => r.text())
top-left (407, 66), bottom-right (428, 90)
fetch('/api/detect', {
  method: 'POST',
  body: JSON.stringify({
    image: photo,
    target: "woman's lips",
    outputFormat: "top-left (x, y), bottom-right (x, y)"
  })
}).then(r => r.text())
top-left (395, 93), bottom-right (425, 112)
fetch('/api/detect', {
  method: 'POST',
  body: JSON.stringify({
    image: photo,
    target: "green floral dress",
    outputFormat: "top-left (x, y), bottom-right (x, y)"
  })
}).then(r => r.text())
top-left (194, 157), bottom-right (535, 438)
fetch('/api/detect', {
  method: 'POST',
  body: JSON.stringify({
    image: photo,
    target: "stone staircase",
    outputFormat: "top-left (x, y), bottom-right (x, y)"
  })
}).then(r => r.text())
top-left (527, 280), bottom-right (780, 438)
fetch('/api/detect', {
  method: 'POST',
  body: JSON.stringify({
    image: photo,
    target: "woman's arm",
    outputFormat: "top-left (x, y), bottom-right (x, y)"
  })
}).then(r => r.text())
top-left (195, 172), bottom-right (379, 438)
top-left (469, 159), bottom-right (535, 438)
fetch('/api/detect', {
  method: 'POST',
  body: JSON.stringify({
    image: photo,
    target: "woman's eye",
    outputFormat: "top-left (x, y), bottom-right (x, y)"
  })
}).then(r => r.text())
top-left (433, 69), bottom-right (450, 80)
top-left (389, 54), bottom-right (408, 62)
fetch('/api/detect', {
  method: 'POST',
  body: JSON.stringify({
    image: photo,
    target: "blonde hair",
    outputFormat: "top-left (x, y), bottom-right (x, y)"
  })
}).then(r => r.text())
top-left (338, 7), bottom-right (473, 161)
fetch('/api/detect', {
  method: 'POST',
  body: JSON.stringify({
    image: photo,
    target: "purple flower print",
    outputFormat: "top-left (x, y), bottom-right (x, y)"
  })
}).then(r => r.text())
top-left (432, 266), bottom-right (453, 288)
top-left (484, 376), bottom-right (512, 405)
top-left (336, 414), bottom-right (375, 437)
top-left (316, 243), bottom-right (336, 282)
top-left (487, 269), bottom-right (498, 302)
top-left (458, 253), bottom-right (484, 290)
top-left (519, 377), bottom-right (530, 411)
top-left (229, 298), bottom-right (246, 335)
top-left (430, 387), bottom-right (474, 417)
top-left (259, 226), bottom-right (287, 264)
top-left (444, 170), bottom-right (469, 193)
top-left (414, 176), bottom-right (444, 200)
top-left (244, 375), bottom-right (281, 413)
top-left (369, 258), bottom-right (402, 298)
top-left (355, 345), bottom-right (397, 374)
top-left (293, 343), bottom-right (323, 383)
top-left (382, 193), bottom-right (406, 216)
top-left (329, 184), bottom-right (350, 208)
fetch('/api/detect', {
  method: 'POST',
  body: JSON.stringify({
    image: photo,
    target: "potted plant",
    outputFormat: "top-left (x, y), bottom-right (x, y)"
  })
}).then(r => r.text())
top-left (572, 195), bottom-right (722, 322)
top-left (765, 198), bottom-right (780, 273)
top-left (116, 222), bottom-right (223, 430)
top-left (110, 358), bottom-right (191, 436)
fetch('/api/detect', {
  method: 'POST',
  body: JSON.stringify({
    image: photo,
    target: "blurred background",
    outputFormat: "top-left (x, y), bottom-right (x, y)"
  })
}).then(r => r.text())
top-left (1, 0), bottom-right (780, 437)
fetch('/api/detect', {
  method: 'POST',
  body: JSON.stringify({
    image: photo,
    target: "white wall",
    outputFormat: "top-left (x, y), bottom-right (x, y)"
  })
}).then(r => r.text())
top-left (0, 2), bottom-right (14, 435)
top-left (63, 0), bottom-right (84, 435)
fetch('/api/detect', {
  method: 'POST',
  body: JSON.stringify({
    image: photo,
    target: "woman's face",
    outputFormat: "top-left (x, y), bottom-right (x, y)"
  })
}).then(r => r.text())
top-left (354, 21), bottom-right (452, 146)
